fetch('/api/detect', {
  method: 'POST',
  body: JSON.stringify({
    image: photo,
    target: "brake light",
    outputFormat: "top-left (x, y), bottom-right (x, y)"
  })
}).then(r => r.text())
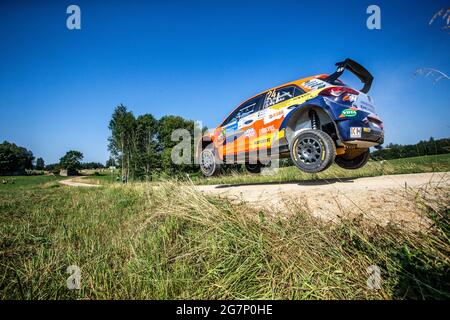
top-left (319, 87), bottom-right (359, 97)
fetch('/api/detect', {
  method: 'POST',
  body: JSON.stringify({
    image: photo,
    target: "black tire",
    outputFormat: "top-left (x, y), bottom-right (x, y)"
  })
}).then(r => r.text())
top-left (199, 145), bottom-right (221, 177)
top-left (335, 149), bottom-right (370, 170)
top-left (245, 161), bottom-right (262, 174)
top-left (289, 129), bottom-right (336, 173)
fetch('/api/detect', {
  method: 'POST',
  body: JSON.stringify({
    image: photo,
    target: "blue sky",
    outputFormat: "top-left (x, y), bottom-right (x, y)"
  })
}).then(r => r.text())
top-left (0, 0), bottom-right (449, 163)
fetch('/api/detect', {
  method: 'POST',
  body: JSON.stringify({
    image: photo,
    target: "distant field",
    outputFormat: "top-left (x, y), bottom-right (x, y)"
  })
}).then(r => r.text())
top-left (0, 175), bottom-right (65, 190)
top-left (78, 172), bottom-right (118, 185)
top-left (192, 153), bottom-right (450, 185)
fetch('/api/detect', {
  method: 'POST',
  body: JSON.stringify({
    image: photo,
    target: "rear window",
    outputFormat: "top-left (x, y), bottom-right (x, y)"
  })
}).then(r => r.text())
top-left (323, 78), bottom-right (347, 86)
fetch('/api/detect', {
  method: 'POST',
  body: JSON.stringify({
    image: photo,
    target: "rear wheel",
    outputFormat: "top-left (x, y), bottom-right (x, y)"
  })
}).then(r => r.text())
top-left (200, 145), bottom-right (221, 177)
top-left (335, 148), bottom-right (370, 170)
top-left (289, 130), bottom-right (336, 173)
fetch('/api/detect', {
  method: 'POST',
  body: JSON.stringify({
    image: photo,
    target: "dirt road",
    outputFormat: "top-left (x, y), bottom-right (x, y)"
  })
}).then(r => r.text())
top-left (59, 176), bottom-right (101, 188)
top-left (195, 172), bottom-right (450, 229)
top-left (59, 172), bottom-right (449, 229)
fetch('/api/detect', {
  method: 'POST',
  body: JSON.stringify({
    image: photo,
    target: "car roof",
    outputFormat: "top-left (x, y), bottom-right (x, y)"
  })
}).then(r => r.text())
top-left (217, 74), bottom-right (330, 128)
top-left (239, 74), bottom-right (329, 105)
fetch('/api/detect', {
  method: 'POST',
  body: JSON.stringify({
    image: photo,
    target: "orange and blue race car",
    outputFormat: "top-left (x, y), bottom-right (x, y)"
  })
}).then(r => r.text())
top-left (197, 58), bottom-right (384, 176)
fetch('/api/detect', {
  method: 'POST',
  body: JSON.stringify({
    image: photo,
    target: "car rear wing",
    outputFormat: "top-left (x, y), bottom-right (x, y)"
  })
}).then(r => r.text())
top-left (325, 58), bottom-right (373, 93)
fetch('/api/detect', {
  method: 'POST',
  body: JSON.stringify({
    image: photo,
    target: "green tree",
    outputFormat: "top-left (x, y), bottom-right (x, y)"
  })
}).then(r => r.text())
top-left (0, 141), bottom-right (34, 175)
top-left (59, 150), bottom-right (84, 173)
top-left (35, 157), bottom-right (45, 170)
top-left (80, 162), bottom-right (104, 169)
top-left (105, 157), bottom-right (116, 167)
top-left (133, 114), bottom-right (160, 179)
top-left (371, 137), bottom-right (450, 160)
top-left (108, 104), bottom-right (136, 181)
top-left (45, 163), bottom-right (60, 173)
top-left (157, 115), bottom-right (200, 175)
top-left (107, 106), bottom-right (204, 180)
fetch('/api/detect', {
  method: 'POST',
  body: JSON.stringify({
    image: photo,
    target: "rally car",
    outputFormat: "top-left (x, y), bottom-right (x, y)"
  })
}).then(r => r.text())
top-left (197, 58), bottom-right (384, 176)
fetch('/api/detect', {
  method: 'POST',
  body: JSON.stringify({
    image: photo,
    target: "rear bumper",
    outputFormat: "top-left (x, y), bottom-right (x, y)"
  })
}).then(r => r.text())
top-left (336, 120), bottom-right (384, 146)
top-left (360, 128), bottom-right (384, 144)
top-left (322, 97), bottom-right (384, 147)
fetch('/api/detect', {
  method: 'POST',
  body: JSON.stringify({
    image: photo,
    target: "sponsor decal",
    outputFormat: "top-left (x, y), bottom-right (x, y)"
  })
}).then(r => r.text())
top-left (244, 128), bottom-right (256, 137)
top-left (363, 127), bottom-right (371, 133)
top-left (302, 79), bottom-right (327, 91)
top-left (264, 110), bottom-right (284, 124)
top-left (355, 100), bottom-right (376, 114)
top-left (260, 125), bottom-right (275, 134)
top-left (269, 110), bottom-right (284, 119)
top-left (219, 128), bottom-right (226, 139)
top-left (346, 94), bottom-right (358, 103)
top-left (257, 109), bottom-right (267, 118)
top-left (254, 137), bottom-right (271, 145)
top-left (359, 101), bottom-right (375, 112)
top-left (350, 127), bottom-right (362, 138)
top-left (339, 108), bottom-right (358, 118)
top-left (225, 122), bottom-right (238, 133)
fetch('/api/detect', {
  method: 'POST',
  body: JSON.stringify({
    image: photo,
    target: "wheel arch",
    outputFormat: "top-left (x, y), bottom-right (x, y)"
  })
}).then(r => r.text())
top-left (195, 135), bottom-right (215, 162)
top-left (280, 103), bottom-right (342, 145)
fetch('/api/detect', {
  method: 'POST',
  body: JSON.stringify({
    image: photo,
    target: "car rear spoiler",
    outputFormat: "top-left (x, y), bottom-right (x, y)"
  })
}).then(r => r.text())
top-left (325, 58), bottom-right (373, 93)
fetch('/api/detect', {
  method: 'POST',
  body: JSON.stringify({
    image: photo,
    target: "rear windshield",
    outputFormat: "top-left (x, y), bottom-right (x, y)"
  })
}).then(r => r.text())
top-left (323, 78), bottom-right (348, 86)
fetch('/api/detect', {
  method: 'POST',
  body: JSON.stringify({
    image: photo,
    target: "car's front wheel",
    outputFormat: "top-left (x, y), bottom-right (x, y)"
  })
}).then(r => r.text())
top-left (200, 145), bottom-right (221, 177)
top-left (335, 148), bottom-right (370, 170)
top-left (289, 130), bottom-right (336, 173)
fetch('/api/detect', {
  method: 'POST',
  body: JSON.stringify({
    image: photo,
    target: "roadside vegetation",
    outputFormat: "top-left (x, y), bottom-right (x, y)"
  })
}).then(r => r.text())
top-left (0, 175), bottom-right (449, 299)
top-left (191, 154), bottom-right (450, 185)
top-left (1, 111), bottom-right (449, 300)
top-left (79, 154), bottom-right (450, 186)
top-left (371, 137), bottom-right (450, 160)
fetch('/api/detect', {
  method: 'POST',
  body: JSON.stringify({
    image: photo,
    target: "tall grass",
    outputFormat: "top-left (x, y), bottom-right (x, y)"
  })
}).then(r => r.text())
top-left (0, 178), bottom-right (448, 299)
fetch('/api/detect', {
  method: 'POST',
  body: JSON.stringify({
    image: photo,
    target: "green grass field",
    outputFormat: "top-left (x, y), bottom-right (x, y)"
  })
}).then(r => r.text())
top-left (0, 175), bottom-right (66, 190)
top-left (79, 172), bottom-right (118, 185)
top-left (0, 157), bottom-right (449, 299)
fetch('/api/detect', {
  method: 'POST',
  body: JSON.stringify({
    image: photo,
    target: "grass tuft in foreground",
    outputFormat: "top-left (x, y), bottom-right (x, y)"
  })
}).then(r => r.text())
top-left (0, 175), bottom-right (450, 299)
top-left (0, 176), bottom-right (448, 299)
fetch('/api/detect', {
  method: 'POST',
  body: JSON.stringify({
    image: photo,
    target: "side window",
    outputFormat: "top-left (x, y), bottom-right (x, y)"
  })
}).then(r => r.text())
top-left (222, 95), bottom-right (262, 126)
top-left (262, 85), bottom-right (304, 109)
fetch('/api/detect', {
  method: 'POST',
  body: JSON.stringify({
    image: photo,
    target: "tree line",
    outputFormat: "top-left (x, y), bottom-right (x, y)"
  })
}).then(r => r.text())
top-left (371, 137), bottom-right (450, 160)
top-left (0, 141), bottom-right (103, 175)
top-left (0, 141), bottom-right (34, 175)
top-left (45, 160), bottom-right (105, 173)
top-left (107, 104), bottom-right (202, 181)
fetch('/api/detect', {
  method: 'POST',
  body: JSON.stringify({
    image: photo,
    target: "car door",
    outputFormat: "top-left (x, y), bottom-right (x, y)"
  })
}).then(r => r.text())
top-left (234, 95), bottom-right (263, 154)
top-left (216, 104), bottom-right (243, 158)
top-left (217, 95), bottom-right (263, 158)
